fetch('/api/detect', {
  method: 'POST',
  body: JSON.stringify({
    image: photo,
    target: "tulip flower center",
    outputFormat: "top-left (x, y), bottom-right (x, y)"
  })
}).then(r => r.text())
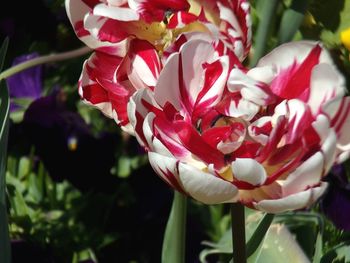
top-left (128, 1), bottom-right (220, 52)
top-left (131, 19), bottom-right (209, 52)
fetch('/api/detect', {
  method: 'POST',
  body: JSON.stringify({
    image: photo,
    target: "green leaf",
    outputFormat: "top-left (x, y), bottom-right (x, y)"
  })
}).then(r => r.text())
top-left (18, 157), bottom-right (30, 180)
top-left (310, 0), bottom-right (350, 47)
top-left (26, 172), bottom-right (44, 203)
top-left (0, 37), bottom-right (11, 263)
top-left (313, 232), bottom-right (323, 263)
top-left (200, 211), bottom-right (309, 263)
top-left (162, 191), bottom-right (187, 263)
top-left (246, 213), bottom-right (274, 257)
top-left (117, 156), bottom-right (131, 178)
top-left (310, 0), bottom-right (346, 32)
top-left (278, 0), bottom-right (309, 44)
top-left (0, 38), bottom-right (8, 72)
top-left (249, 224), bottom-right (310, 263)
top-left (275, 212), bottom-right (324, 260)
top-left (321, 242), bottom-right (350, 263)
top-left (250, 0), bottom-right (280, 66)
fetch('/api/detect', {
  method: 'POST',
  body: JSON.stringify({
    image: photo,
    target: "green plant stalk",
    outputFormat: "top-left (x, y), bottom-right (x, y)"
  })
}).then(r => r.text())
top-left (0, 46), bottom-right (91, 81)
top-left (278, 0), bottom-right (309, 44)
top-left (231, 203), bottom-right (246, 263)
top-left (162, 191), bottom-right (187, 263)
top-left (250, 0), bottom-right (280, 67)
top-left (0, 84), bottom-right (10, 263)
top-left (0, 38), bottom-right (11, 263)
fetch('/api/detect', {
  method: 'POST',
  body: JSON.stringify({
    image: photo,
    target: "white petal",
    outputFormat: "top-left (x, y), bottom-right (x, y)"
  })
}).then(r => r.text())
top-left (180, 40), bottom-right (217, 102)
top-left (148, 152), bottom-right (182, 189)
top-left (248, 116), bottom-right (272, 145)
top-left (247, 66), bottom-right (275, 84)
top-left (325, 98), bottom-right (350, 157)
top-left (285, 99), bottom-right (311, 143)
top-left (129, 51), bottom-right (160, 88)
top-left (143, 113), bottom-right (173, 157)
top-left (321, 129), bottom-right (337, 174)
top-left (65, 0), bottom-right (100, 49)
top-left (312, 114), bottom-right (330, 142)
top-left (127, 89), bottom-right (157, 146)
top-left (228, 68), bottom-right (270, 106)
top-left (254, 183), bottom-right (328, 213)
top-left (337, 151), bottom-right (350, 163)
top-left (107, 0), bottom-right (128, 6)
top-left (199, 56), bottom-right (229, 106)
top-left (154, 53), bottom-right (181, 109)
top-left (282, 152), bottom-right (324, 196)
top-left (231, 158), bottom-right (267, 185)
top-left (93, 3), bottom-right (139, 21)
top-left (178, 163), bottom-right (238, 204)
top-left (257, 41), bottom-right (333, 70)
top-left (308, 64), bottom-right (345, 115)
top-left (226, 98), bottom-right (260, 121)
top-left (120, 122), bottom-right (135, 135)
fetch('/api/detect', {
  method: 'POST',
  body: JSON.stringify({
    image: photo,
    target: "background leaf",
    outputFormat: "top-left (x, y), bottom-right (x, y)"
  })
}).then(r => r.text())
top-left (0, 37), bottom-right (11, 263)
top-left (162, 191), bottom-right (187, 263)
top-left (200, 210), bottom-right (310, 263)
top-left (321, 242), bottom-right (350, 263)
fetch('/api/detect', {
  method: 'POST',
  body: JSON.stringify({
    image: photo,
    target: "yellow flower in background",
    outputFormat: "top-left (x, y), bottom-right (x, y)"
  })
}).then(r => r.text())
top-left (341, 27), bottom-right (350, 51)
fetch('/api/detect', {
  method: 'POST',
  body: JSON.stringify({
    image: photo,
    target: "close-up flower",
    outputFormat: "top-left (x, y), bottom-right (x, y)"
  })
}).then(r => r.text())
top-left (128, 39), bottom-right (349, 213)
top-left (2, 1), bottom-right (350, 263)
top-left (65, 0), bottom-right (251, 58)
top-left (66, 0), bottom-right (252, 132)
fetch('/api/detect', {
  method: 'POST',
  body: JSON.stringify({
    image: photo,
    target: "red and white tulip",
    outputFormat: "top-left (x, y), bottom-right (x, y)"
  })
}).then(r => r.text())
top-left (78, 39), bottom-right (161, 133)
top-left (66, 0), bottom-right (252, 132)
top-left (65, 0), bottom-right (251, 59)
top-left (128, 40), bottom-right (350, 213)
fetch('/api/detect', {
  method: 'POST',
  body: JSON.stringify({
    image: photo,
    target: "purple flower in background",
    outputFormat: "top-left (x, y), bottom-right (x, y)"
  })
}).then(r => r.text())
top-left (19, 90), bottom-right (118, 193)
top-left (6, 53), bottom-right (42, 111)
top-left (320, 165), bottom-right (350, 232)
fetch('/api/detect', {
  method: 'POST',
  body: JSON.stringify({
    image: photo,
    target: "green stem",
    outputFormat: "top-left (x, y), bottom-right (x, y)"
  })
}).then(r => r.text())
top-left (278, 0), bottom-right (310, 44)
top-left (162, 191), bottom-right (187, 263)
top-left (231, 203), bottom-right (246, 263)
top-left (250, 0), bottom-right (280, 67)
top-left (0, 46), bottom-right (91, 81)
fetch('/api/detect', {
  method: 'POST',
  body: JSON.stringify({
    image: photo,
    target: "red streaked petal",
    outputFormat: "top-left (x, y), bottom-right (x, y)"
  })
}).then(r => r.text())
top-left (148, 152), bottom-right (186, 193)
top-left (201, 126), bottom-right (233, 149)
top-left (81, 83), bottom-right (109, 104)
top-left (308, 63), bottom-right (346, 115)
top-left (173, 120), bottom-right (226, 168)
top-left (167, 11), bottom-right (199, 28)
top-left (270, 45), bottom-right (321, 100)
top-left (130, 0), bottom-right (190, 22)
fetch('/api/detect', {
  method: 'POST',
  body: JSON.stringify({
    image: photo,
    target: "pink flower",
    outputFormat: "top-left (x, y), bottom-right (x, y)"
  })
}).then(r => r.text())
top-left (127, 40), bottom-right (350, 213)
top-left (66, 0), bottom-right (252, 132)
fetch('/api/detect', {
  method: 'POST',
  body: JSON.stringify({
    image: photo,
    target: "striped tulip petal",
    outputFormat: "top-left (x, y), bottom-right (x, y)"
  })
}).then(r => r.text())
top-left (127, 39), bottom-right (350, 213)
